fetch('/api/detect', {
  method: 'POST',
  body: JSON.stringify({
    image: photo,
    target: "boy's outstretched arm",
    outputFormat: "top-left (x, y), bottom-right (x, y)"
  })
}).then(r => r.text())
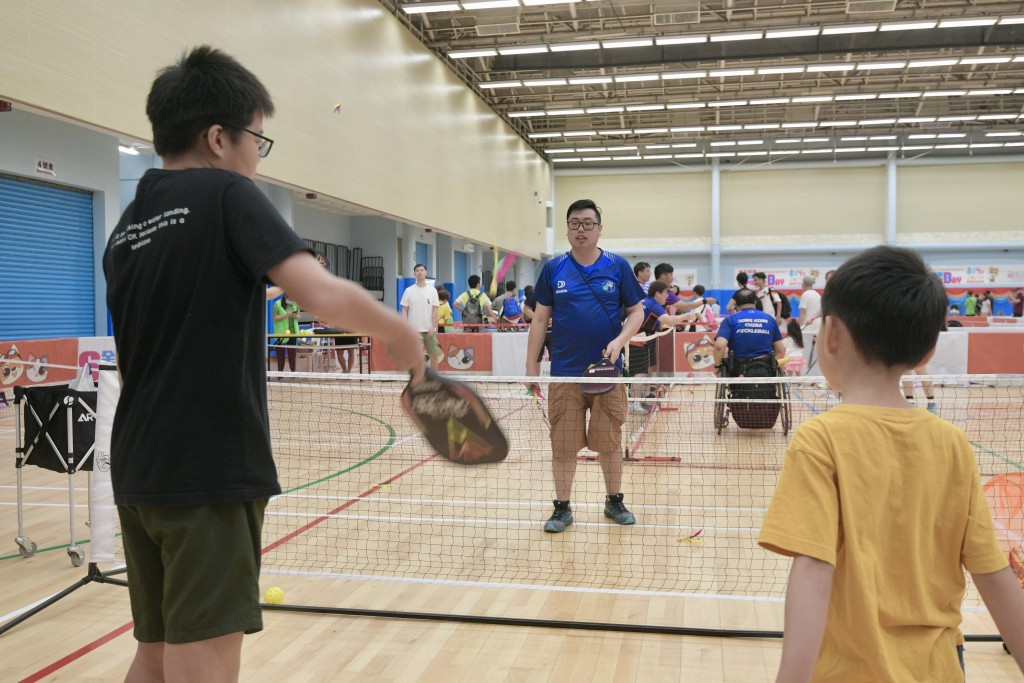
top-left (972, 567), bottom-right (1024, 673)
top-left (268, 252), bottom-right (425, 380)
top-left (776, 554), bottom-right (835, 683)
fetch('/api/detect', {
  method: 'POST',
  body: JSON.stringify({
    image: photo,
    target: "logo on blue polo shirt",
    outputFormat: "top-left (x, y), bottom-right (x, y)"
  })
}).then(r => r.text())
top-left (602, 280), bottom-right (616, 293)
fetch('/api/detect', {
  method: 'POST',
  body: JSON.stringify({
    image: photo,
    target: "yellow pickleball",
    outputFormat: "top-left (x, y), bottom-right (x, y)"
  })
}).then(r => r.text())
top-left (264, 586), bottom-right (285, 605)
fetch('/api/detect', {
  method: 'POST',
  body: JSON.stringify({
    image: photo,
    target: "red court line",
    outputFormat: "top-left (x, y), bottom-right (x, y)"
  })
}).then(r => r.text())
top-left (19, 621), bottom-right (134, 683)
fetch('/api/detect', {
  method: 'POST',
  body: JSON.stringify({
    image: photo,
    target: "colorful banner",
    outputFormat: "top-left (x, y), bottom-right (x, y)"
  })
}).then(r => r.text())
top-left (735, 268), bottom-right (827, 289)
top-left (370, 333), bottom-right (493, 373)
top-left (78, 336), bottom-right (117, 382)
top-left (673, 331), bottom-right (719, 375)
top-left (0, 338), bottom-right (79, 388)
top-left (932, 265), bottom-right (1024, 287)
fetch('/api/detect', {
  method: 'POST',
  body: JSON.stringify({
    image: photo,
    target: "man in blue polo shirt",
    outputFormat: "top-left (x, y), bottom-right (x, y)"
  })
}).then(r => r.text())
top-left (527, 199), bottom-right (645, 533)
top-left (713, 288), bottom-right (784, 369)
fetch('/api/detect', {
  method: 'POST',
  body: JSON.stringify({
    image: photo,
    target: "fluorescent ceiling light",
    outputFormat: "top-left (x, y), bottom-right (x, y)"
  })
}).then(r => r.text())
top-left (819, 120), bottom-right (857, 127)
top-left (118, 145), bottom-right (139, 155)
top-left (656, 35), bottom-right (708, 45)
top-left (970, 143), bottom-right (1002, 148)
top-left (985, 131), bottom-right (1022, 137)
top-left (586, 157), bottom-right (612, 161)
top-left (461, 0), bottom-right (520, 8)
top-left (633, 128), bottom-right (668, 133)
top-left (836, 147), bottom-right (866, 153)
top-left (802, 149), bottom-right (833, 154)
top-left (867, 146), bottom-right (899, 151)
top-left (738, 151), bottom-right (769, 157)
top-left (675, 153), bottom-right (704, 159)
top-left (550, 42), bottom-right (601, 52)
top-left (879, 21), bottom-right (936, 31)
top-left (547, 108), bottom-right (584, 115)
top-left (709, 68), bottom-right (756, 77)
top-left (792, 96), bottom-right (832, 103)
top-left (544, 148), bottom-right (575, 153)
top-left (807, 64), bottom-right (855, 72)
top-left (803, 137), bottom-right (830, 143)
top-left (709, 100), bottom-right (747, 107)
top-left (498, 45), bottom-right (548, 55)
top-left (861, 118), bottom-right (897, 125)
top-left (923, 90), bottom-right (967, 97)
top-left (766, 28), bottom-right (820, 39)
top-left (782, 122), bottom-right (817, 128)
top-left (869, 136), bottom-right (896, 140)
top-left (835, 94), bottom-right (877, 101)
top-left (670, 126), bottom-right (705, 132)
top-left (877, 92), bottom-right (921, 99)
top-left (449, 48), bottom-right (498, 58)
top-left (523, 0), bottom-right (580, 4)
top-left (667, 102), bottom-right (706, 110)
top-left (776, 139), bottom-right (803, 144)
top-left (1000, 16), bottom-right (1024, 24)
top-left (758, 66), bottom-right (805, 75)
top-left (908, 59), bottom-right (959, 68)
top-left (937, 133), bottom-right (966, 138)
top-left (960, 56), bottom-right (1012, 64)
top-left (968, 89), bottom-right (1013, 95)
top-left (645, 144), bottom-right (671, 149)
top-left (562, 130), bottom-right (596, 136)
top-left (626, 104), bottom-right (664, 111)
top-left (841, 136), bottom-right (868, 141)
top-left (662, 71), bottom-right (706, 80)
top-left (897, 117), bottom-right (936, 123)
top-left (706, 152), bottom-right (736, 157)
top-left (707, 124), bottom-right (742, 131)
top-left (822, 24), bottom-right (877, 35)
top-left (710, 141), bottom-right (736, 147)
top-left (575, 147), bottom-right (606, 152)
top-left (935, 144), bottom-right (968, 149)
top-left (939, 17), bottom-right (998, 28)
top-left (671, 143), bottom-right (698, 148)
top-left (710, 31), bottom-right (763, 42)
top-left (937, 115), bottom-right (977, 121)
top-left (597, 129), bottom-right (631, 134)
top-left (586, 107), bottom-right (624, 114)
top-left (612, 155), bottom-right (642, 160)
top-left (643, 155), bottom-right (673, 160)
top-left (479, 80), bottom-right (522, 89)
top-left (978, 113), bottom-right (1017, 119)
top-left (603, 38), bottom-right (653, 49)
top-left (857, 61), bottom-right (906, 70)
top-left (615, 74), bottom-right (660, 82)
top-left (508, 111), bottom-right (545, 117)
top-left (908, 134), bottom-right (936, 139)
top-left (737, 140), bottom-right (764, 145)
top-left (569, 77), bottom-right (612, 85)
top-left (529, 133), bottom-right (562, 139)
top-left (402, 1), bottom-right (460, 14)
top-left (523, 78), bottom-right (567, 86)
top-left (552, 158), bottom-right (582, 162)
top-left (749, 98), bottom-right (790, 105)
top-left (745, 123), bottom-right (782, 129)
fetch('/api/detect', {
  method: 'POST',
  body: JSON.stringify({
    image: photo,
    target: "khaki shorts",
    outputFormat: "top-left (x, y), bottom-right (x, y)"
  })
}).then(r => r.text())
top-left (118, 500), bottom-right (266, 644)
top-left (548, 382), bottom-right (627, 455)
top-left (420, 331), bottom-right (441, 356)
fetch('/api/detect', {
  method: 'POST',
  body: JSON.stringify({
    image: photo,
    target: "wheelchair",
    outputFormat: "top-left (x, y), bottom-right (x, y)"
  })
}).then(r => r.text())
top-left (713, 353), bottom-right (792, 436)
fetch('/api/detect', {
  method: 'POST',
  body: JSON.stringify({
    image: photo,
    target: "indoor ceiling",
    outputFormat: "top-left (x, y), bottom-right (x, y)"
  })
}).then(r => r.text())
top-left (381, 0), bottom-right (1024, 168)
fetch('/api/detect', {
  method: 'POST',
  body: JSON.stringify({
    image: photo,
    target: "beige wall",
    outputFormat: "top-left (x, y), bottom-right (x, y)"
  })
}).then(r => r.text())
top-left (555, 172), bottom-right (711, 252)
top-left (721, 166), bottom-right (886, 246)
top-left (0, 0), bottom-right (550, 257)
top-left (897, 163), bottom-right (1024, 241)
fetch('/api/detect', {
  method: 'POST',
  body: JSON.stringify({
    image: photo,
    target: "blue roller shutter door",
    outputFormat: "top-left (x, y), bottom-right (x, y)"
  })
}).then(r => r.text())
top-left (0, 175), bottom-right (95, 340)
top-left (414, 241), bottom-right (429, 272)
top-left (453, 251), bottom-right (469, 322)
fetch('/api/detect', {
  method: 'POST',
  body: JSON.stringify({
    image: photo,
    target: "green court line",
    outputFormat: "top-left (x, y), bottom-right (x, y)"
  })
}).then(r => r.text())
top-left (970, 440), bottom-right (1024, 472)
top-left (1, 408), bottom-right (398, 561)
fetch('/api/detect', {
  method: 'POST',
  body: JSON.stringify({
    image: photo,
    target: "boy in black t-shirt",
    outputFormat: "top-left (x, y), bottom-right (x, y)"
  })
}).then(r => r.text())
top-left (104, 46), bottom-right (423, 682)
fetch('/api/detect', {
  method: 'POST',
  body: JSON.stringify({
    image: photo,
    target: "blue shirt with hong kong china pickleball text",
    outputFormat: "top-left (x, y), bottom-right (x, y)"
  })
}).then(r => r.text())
top-left (534, 250), bottom-right (645, 377)
top-left (715, 307), bottom-right (782, 359)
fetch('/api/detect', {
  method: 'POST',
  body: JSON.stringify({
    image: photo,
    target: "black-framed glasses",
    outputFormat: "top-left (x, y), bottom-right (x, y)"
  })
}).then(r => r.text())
top-left (226, 125), bottom-right (274, 158)
top-left (567, 220), bottom-right (600, 231)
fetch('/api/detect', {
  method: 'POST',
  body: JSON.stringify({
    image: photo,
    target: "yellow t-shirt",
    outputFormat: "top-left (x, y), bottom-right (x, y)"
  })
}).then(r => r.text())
top-left (759, 404), bottom-right (1007, 683)
top-left (438, 302), bottom-right (453, 326)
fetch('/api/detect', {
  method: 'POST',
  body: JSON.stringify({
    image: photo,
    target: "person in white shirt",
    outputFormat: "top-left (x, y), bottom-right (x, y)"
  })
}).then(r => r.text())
top-left (798, 276), bottom-right (822, 334)
top-left (400, 263), bottom-right (441, 370)
top-left (753, 272), bottom-right (783, 324)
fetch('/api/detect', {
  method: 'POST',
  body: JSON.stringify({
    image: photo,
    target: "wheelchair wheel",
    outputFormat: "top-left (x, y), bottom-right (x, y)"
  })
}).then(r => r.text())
top-left (714, 382), bottom-right (729, 435)
top-left (778, 380), bottom-right (792, 436)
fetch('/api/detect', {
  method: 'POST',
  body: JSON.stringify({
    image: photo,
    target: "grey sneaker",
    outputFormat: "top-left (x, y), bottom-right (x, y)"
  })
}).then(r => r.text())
top-left (544, 501), bottom-right (574, 533)
top-left (604, 493), bottom-right (636, 525)
top-left (926, 401), bottom-right (939, 415)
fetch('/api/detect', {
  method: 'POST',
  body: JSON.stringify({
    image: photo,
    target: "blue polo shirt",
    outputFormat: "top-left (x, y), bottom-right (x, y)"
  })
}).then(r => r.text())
top-left (535, 250), bottom-right (645, 377)
top-left (641, 296), bottom-right (668, 332)
top-left (715, 307), bottom-right (781, 358)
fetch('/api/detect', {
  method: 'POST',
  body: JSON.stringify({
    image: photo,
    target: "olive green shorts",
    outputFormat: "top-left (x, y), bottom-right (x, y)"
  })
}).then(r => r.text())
top-left (420, 331), bottom-right (441, 356)
top-left (118, 500), bottom-right (267, 644)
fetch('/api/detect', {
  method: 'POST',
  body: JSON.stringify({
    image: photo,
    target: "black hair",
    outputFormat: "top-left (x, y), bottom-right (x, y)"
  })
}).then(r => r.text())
top-left (822, 246), bottom-right (947, 368)
top-left (414, 263), bottom-right (427, 272)
top-left (786, 319), bottom-right (804, 348)
top-left (566, 199), bottom-right (601, 224)
top-left (439, 289), bottom-right (450, 302)
top-left (693, 284), bottom-right (705, 296)
top-left (753, 271), bottom-right (767, 281)
top-left (633, 261), bottom-right (650, 277)
top-left (146, 46), bottom-right (275, 156)
top-left (647, 281), bottom-right (670, 297)
top-left (468, 274), bottom-right (481, 288)
top-left (734, 288), bottom-right (758, 307)
top-left (505, 280), bottom-right (516, 292)
top-left (524, 285), bottom-right (534, 297)
top-left (654, 263), bottom-right (674, 279)
top-left (736, 272), bottom-right (749, 286)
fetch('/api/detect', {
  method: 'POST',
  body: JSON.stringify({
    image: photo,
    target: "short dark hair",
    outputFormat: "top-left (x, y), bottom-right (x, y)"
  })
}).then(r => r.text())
top-left (439, 289), bottom-right (450, 302)
top-left (823, 246), bottom-right (946, 368)
top-left (753, 271), bottom-right (767, 281)
top-left (734, 288), bottom-right (758, 307)
top-left (693, 284), bottom-right (705, 296)
top-left (146, 46), bottom-right (275, 156)
top-left (566, 199), bottom-right (601, 224)
top-left (633, 261), bottom-right (650, 277)
top-left (647, 281), bottom-right (670, 297)
top-left (654, 263), bottom-right (674, 279)
top-left (505, 280), bottom-right (516, 292)
top-left (414, 263), bottom-right (427, 272)
top-left (736, 272), bottom-right (749, 286)
top-left (468, 274), bottom-right (481, 288)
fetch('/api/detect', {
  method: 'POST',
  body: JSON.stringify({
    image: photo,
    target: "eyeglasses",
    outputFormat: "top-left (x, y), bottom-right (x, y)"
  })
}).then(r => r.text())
top-left (226, 125), bottom-right (274, 159)
top-left (567, 220), bottom-right (600, 231)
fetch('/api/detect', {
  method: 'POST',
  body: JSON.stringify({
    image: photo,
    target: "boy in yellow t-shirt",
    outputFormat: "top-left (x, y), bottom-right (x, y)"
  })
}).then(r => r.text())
top-left (437, 289), bottom-right (454, 333)
top-left (759, 246), bottom-right (1024, 682)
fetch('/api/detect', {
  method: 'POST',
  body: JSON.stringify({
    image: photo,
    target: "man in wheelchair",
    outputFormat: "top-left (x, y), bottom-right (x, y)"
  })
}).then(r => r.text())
top-left (712, 288), bottom-right (786, 430)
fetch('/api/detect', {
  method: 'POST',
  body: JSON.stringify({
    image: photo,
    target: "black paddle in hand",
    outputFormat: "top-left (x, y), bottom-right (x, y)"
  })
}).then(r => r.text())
top-left (579, 357), bottom-right (621, 395)
top-left (401, 369), bottom-right (509, 464)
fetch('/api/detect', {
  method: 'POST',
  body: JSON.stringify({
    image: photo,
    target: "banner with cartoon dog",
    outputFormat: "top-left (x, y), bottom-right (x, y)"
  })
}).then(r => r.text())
top-left (0, 338), bottom-right (78, 388)
top-left (370, 333), bottom-right (493, 373)
top-left (674, 332), bottom-right (718, 375)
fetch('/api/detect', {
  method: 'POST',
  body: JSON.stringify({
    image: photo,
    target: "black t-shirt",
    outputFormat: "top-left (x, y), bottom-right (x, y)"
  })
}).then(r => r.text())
top-left (103, 168), bottom-right (309, 506)
top-left (730, 285), bottom-right (763, 311)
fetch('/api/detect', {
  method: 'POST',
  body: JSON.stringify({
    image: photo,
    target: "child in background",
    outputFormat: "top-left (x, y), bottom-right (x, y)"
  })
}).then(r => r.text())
top-left (759, 245), bottom-right (1024, 682)
top-left (779, 319), bottom-right (805, 376)
top-left (437, 289), bottom-right (454, 333)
